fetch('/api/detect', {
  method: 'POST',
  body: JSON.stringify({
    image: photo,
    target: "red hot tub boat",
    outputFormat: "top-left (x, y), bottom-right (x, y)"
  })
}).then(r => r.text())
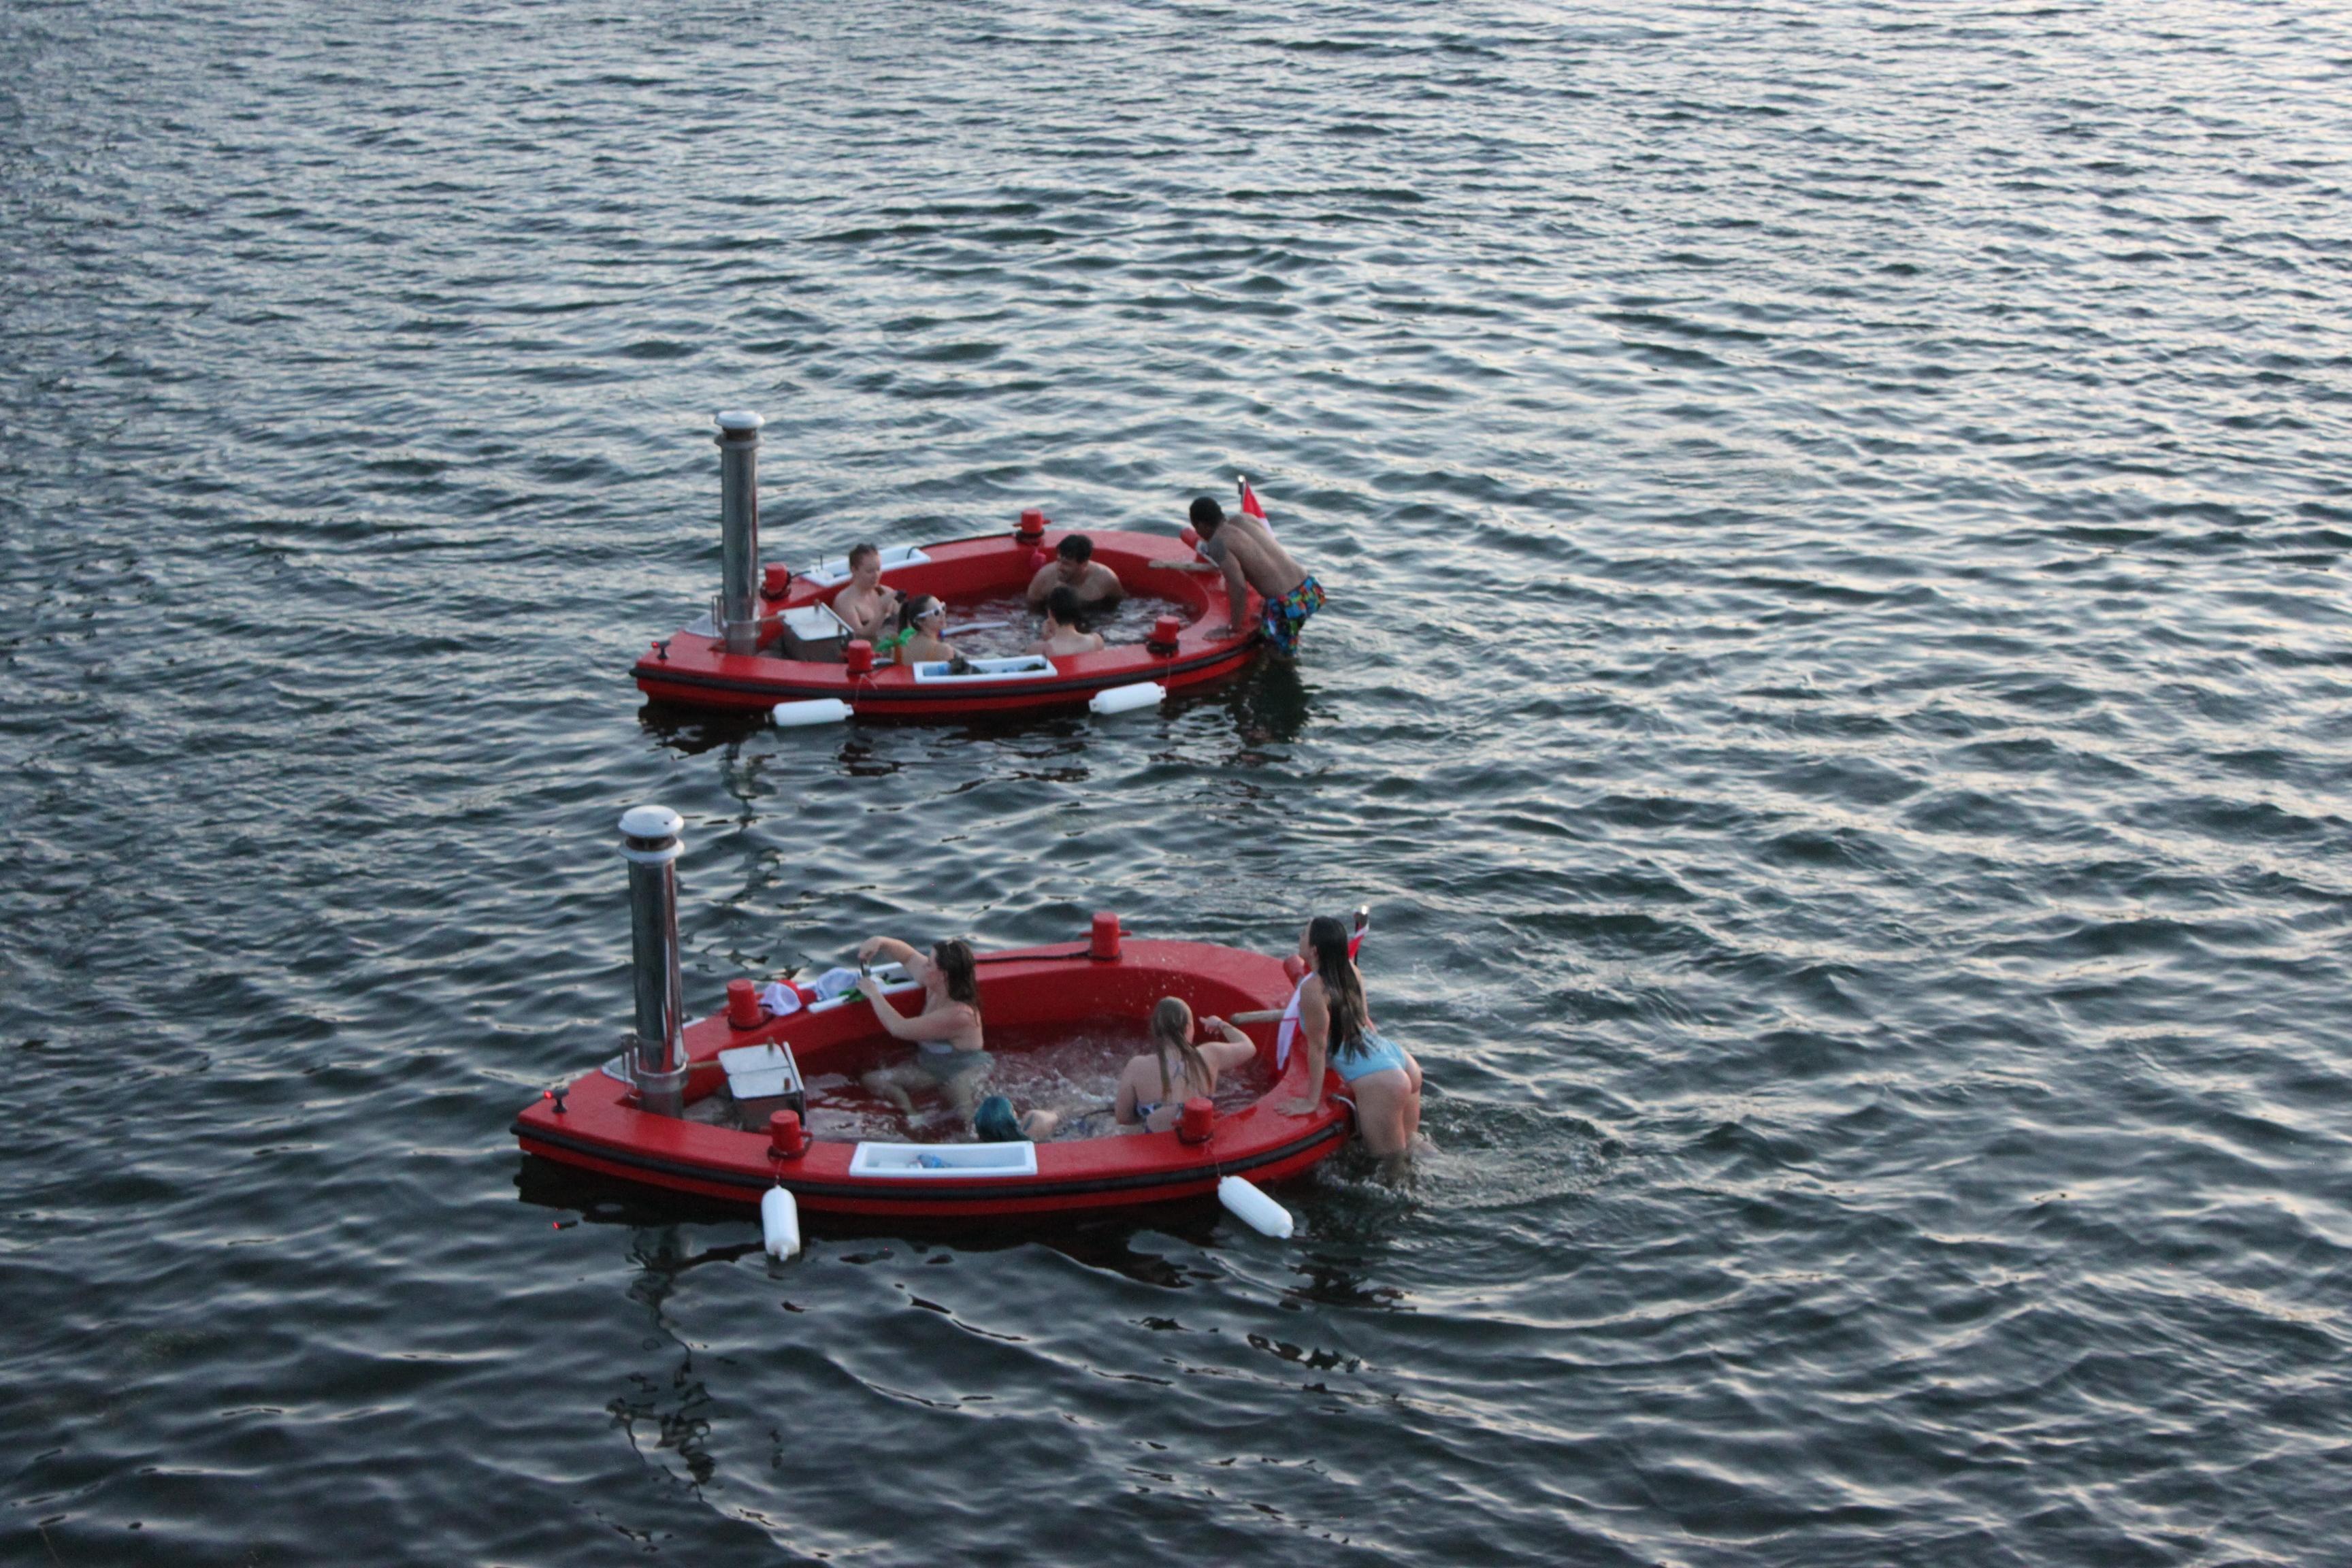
top-left (631, 412), bottom-right (1262, 719)
top-left (512, 808), bottom-right (1349, 1222)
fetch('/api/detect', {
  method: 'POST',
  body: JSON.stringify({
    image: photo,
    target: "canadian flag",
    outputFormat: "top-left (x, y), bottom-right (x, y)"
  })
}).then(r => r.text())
top-left (1236, 476), bottom-right (1274, 535)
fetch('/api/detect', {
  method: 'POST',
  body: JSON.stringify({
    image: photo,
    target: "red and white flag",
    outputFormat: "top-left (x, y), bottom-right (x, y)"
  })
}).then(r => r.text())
top-left (1237, 476), bottom-right (1274, 536)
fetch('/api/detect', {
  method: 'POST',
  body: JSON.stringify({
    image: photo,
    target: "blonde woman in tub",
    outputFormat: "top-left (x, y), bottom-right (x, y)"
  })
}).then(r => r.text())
top-left (1114, 998), bottom-right (1256, 1133)
top-left (857, 935), bottom-right (992, 1124)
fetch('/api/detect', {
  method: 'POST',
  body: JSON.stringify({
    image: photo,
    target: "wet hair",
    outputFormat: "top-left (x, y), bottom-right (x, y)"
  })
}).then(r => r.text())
top-left (1045, 585), bottom-right (1086, 630)
top-left (930, 938), bottom-right (979, 1007)
top-left (1189, 497), bottom-right (1225, 533)
top-left (974, 1094), bottom-right (1024, 1143)
top-left (848, 541), bottom-right (880, 570)
top-left (1056, 534), bottom-right (1093, 564)
top-left (1149, 997), bottom-right (1213, 1104)
top-left (1307, 915), bottom-right (1367, 1056)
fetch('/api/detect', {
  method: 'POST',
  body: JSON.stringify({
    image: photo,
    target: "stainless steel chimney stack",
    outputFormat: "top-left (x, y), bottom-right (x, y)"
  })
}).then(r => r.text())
top-left (715, 410), bottom-right (765, 656)
top-left (618, 804), bottom-right (689, 1118)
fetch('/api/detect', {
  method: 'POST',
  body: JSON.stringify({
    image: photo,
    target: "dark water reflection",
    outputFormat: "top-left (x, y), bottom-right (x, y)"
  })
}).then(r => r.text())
top-left (5, 0), bottom-right (2351, 1562)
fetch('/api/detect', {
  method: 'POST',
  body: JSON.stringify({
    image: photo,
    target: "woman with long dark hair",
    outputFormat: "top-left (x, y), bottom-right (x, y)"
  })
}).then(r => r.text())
top-left (1114, 997), bottom-right (1256, 1134)
top-left (858, 934), bottom-right (990, 1124)
top-left (1279, 914), bottom-right (1422, 1157)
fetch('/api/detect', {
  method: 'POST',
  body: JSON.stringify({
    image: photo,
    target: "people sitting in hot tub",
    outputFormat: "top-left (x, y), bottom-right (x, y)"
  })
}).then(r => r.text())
top-left (885, 595), bottom-right (959, 667)
top-left (1029, 587), bottom-right (1107, 659)
top-left (832, 542), bottom-right (901, 646)
top-left (1279, 914), bottom-right (1424, 1160)
top-left (856, 935), bottom-right (991, 1124)
top-left (1115, 998), bottom-right (1258, 1134)
top-left (1024, 533), bottom-right (1124, 613)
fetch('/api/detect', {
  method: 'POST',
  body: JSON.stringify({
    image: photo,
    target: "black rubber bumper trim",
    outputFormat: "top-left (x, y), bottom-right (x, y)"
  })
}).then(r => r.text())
top-left (512, 1117), bottom-right (1345, 1203)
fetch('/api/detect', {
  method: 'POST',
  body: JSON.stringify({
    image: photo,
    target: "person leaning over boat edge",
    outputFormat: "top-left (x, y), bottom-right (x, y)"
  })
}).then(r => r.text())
top-left (856, 935), bottom-right (992, 1124)
top-left (1189, 497), bottom-right (1324, 660)
top-left (1279, 913), bottom-right (1422, 1160)
top-left (1025, 532), bottom-right (1124, 613)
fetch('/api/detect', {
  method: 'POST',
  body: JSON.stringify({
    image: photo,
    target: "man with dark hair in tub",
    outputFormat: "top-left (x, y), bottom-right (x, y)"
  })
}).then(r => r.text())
top-left (1189, 497), bottom-right (1324, 660)
top-left (1024, 533), bottom-right (1124, 615)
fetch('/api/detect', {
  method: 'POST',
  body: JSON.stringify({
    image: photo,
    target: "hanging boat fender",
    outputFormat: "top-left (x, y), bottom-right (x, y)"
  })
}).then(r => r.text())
top-left (1089, 681), bottom-right (1164, 717)
top-left (773, 698), bottom-right (851, 728)
top-left (762, 1184), bottom-right (802, 1258)
top-left (1218, 1176), bottom-right (1293, 1239)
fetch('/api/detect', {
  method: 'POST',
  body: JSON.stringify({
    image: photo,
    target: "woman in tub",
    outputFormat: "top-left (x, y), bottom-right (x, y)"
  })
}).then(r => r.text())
top-left (858, 935), bottom-right (990, 1124)
top-left (1114, 998), bottom-right (1257, 1134)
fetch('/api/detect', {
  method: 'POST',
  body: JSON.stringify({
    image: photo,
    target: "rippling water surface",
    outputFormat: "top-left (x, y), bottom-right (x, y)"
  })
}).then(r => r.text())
top-left (5, 1), bottom-right (2351, 1562)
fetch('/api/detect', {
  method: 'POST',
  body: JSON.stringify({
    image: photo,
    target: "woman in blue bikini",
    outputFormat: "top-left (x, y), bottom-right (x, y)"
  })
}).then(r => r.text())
top-left (1279, 914), bottom-right (1423, 1158)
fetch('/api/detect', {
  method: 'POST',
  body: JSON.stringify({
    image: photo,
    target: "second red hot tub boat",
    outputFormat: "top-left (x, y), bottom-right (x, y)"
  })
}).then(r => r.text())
top-left (631, 411), bottom-right (1263, 719)
top-left (512, 807), bottom-right (1350, 1224)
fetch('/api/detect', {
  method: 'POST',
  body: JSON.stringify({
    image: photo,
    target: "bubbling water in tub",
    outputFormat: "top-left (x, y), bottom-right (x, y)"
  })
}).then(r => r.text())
top-left (938, 591), bottom-right (1185, 661)
top-left (796, 1017), bottom-right (1270, 1144)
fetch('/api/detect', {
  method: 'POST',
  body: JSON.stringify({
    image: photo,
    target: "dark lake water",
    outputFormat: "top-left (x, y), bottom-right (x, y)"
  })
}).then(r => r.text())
top-left (5, 1), bottom-right (2350, 1562)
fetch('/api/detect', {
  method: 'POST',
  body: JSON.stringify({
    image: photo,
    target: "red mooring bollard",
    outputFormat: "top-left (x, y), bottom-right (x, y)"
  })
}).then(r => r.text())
top-left (1178, 1098), bottom-right (1215, 1144)
top-left (1091, 911), bottom-right (1122, 960)
top-left (728, 978), bottom-right (763, 1029)
top-left (769, 1109), bottom-right (806, 1158)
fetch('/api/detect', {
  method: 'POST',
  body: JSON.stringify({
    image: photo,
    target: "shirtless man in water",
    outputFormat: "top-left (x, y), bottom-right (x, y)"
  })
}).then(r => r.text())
top-left (1189, 498), bottom-right (1325, 659)
top-left (1024, 534), bottom-right (1124, 614)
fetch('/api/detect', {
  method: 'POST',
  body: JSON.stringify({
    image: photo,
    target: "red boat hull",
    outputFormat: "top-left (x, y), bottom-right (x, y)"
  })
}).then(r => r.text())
top-left (512, 938), bottom-right (1349, 1219)
top-left (632, 528), bottom-right (1262, 717)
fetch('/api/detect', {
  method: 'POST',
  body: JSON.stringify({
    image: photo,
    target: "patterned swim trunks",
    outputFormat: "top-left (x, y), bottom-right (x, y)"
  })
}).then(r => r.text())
top-left (1260, 575), bottom-right (1326, 657)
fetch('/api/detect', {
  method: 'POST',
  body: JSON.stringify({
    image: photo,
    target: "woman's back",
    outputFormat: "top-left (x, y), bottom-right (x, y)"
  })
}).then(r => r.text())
top-left (1115, 1000), bottom-right (1258, 1133)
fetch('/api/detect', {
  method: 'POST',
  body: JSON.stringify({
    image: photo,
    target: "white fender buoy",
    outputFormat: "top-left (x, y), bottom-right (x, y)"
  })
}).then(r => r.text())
top-left (762, 1185), bottom-right (801, 1258)
top-left (1218, 1175), bottom-right (1293, 1239)
top-left (772, 698), bottom-right (851, 728)
top-left (1089, 681), bottom-right (1164, 717)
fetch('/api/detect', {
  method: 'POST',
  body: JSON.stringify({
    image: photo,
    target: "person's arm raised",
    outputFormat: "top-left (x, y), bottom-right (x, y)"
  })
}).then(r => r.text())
top-left (1279, 990), bottom-right (1328, 1115)
top-left (858, 935), bottom-right (919, 967)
